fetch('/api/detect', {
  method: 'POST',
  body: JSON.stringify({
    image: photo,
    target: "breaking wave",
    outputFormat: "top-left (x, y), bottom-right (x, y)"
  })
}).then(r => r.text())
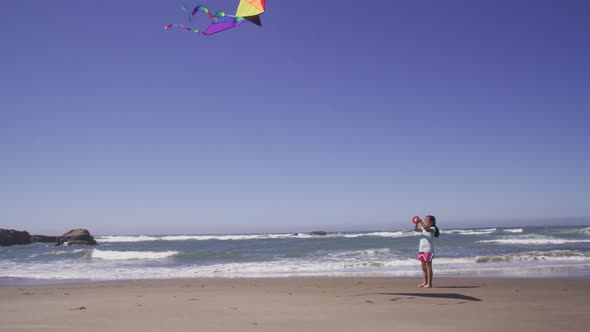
top-left (91, 249), bottom-right (180, 260)
top-left (475, 250), bottom-right (590, 263)
top-left (503, 228), bottom-right (524, 233)
top-left (444, 228), bottom-right (496, 235)
top-left (478, 235), bottom-right (590, 245)
top-left (96, 236), bottom-right (160, 243)
top-left (96, 231), bottom-right (417, 243)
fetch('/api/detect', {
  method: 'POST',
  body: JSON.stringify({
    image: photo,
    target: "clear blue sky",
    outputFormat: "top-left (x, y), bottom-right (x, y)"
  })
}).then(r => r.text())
top-left (1, 0), bottom-right (589, 235)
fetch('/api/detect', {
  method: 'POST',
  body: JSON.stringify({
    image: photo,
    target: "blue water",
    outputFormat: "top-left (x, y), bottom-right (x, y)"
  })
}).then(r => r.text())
top-left (1, 226), bottom-right (590, 285)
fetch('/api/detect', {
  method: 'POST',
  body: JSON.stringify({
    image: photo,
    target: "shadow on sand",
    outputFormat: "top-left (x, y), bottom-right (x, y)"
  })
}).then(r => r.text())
top-left (379, 292), bottom-right (482, 302)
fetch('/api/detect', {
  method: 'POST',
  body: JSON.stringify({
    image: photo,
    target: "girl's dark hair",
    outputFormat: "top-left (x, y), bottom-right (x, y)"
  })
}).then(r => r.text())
top-left (426, 215), bottom-right (440, 238)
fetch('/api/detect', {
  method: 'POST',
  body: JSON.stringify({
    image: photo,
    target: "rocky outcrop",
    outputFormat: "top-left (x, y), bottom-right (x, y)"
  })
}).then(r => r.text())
top-left (1, 228), bottom-right (97, 246)
top-left (309, 231), bottom-right (328, 236)
top-left (56, 229), bottom-right (97, 246)
top-left (0, 229), bottom-right (32, 246)
top-left (30, 235), bottom-right (58, 243)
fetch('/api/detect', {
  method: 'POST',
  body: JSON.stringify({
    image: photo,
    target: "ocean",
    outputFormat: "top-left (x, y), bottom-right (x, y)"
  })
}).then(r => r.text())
top-left (2, 225), bottom-right (590, 285)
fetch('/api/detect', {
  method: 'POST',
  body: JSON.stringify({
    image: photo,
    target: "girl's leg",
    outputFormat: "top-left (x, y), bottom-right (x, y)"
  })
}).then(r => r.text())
top-left (425, 261), bottom-right (433, 288)
top-left (418, 260), bottom-right (427, 287)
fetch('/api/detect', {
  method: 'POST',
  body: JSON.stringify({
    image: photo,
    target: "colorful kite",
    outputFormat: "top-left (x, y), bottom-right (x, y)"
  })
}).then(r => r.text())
top-left (236, 0), bottom-right (265, 26)
top-left (165, 1), bottom-right (266, 36)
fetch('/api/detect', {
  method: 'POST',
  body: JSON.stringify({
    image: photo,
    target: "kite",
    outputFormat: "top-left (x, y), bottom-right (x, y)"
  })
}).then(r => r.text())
top-left (164, 0), bottom-right (266, 36)
top-left (236, 0), bottom-right (265, 26)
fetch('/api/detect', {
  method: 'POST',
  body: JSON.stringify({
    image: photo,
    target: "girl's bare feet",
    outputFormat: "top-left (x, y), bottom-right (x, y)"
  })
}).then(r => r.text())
top-left (424, 284), bottom-right (432, 288)
top-left (417, 283), bottom-right (426, 288)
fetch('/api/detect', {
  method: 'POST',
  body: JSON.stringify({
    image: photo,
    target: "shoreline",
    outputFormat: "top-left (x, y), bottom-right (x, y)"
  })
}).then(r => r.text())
top-left (1, 277), bottom-right (588, 331)
top-left (3, 274), bottom-right (590, 285)
top-left (3, 264), bottom-right (590, 287)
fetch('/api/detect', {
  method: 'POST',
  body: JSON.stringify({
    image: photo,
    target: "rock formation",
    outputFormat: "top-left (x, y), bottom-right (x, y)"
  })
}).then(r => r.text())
top-left (56, 229), bottom-right (97, 246)
top-left (0, 229), bottom-right (32, 246)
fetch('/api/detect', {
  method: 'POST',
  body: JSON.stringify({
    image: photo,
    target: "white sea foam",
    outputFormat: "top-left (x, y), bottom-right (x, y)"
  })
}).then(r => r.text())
top-left (95, 231), bottom-right (417, 243)
top-left (29, 249), bottom-right (87, 258)
top-left (444, 228), bottom-right (496, 235)
top-left (580, 227), bottom-right (590, 236)
top-left (96, 235), bottom-right (160, 243)
top-left (503, 228), bottom-right (524, 233)
top-left (340, 231), bottom-right (415, 238)
top-left (161, 234), bottom-right (266, 241)
top-left (4, 248), bottom-right (590, 281)
top-left (97, 234), bottom-right (279, 242)
top-left (478, 236), bottom-right (590, 245)
top-left (91, 249), bottom-right (179, 260)
top-left (475, 250), bottom-right (590, 263)
top-left (322, 248), bottom-right (395, 262)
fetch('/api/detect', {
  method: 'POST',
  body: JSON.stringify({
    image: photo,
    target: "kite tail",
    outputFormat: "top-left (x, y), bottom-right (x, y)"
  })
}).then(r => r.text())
top-left (191, 5), bottom-right (230, 19)
top-left (191, 5), bottom-right (214, 19)
top-left (164, 23), bottom-right (204, 35)
top-left (165, 5), bottom-right (246, 37)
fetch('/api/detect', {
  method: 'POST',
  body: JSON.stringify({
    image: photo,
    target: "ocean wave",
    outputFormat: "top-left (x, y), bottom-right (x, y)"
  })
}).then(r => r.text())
top-left (10, 253), bottom-right (571, 281)
top-left (91, 249), bottom-right (180, 260)
top-left (444, 228), bottom-right (496, 235)
top-left (580, 227), bottom-right (590, 236)
top-left (340, 231), bottom-right (415, 238)
top-left (315, 250), bottom-right (474, 268)
top-left (4, 249), bottom-right (590, 281)
top-left (161, 234), bottom-right (266, 241)
top-left (95, 231), bottom-right (417, 243)
top-left (29, 249), bottom-right (87, 258)
top-left (322, 248), bottom-right (395, 261)
top-left (96, 234), bottom-right (290, 242)
top-left (476, 250), bottom-right (590, 263)
top-left (503, 228), bottom-right (524, 233)
top-left (96, 235), bottom-right (160, 243)
top-left (478, 235), bottom-right (590, 245)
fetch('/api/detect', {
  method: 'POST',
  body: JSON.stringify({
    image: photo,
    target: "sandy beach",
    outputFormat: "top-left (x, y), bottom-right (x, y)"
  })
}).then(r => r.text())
top-left (1, 277), bottom-right (588, 331)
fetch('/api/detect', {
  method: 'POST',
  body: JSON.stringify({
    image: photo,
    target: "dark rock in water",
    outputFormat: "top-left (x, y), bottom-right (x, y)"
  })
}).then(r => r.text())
top-left (310, 231), bottom-right (327, 236)
top-left (291, 233), bottom-right (299, 236)
top-left (30, 235), bottom-right (58, 243)
top-left (0, 229), bottom-right (32, 246)
top-left (56, 229), bottom-right (97, 246)
top-left (1, 229), bottom-right (93, 246)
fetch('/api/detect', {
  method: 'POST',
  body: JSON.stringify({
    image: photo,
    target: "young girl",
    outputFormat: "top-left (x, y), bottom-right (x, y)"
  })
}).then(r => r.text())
top-left (414, 215), bottom-right (440, 288)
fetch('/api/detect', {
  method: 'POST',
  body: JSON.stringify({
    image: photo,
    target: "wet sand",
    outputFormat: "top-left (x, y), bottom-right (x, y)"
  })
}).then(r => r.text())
top-left (1, 277), bottom-right (588, 331)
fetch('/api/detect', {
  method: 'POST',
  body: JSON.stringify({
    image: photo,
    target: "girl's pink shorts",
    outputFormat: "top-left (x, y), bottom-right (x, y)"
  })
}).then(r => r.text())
top-left (417, 252), bottom-right (433, 261)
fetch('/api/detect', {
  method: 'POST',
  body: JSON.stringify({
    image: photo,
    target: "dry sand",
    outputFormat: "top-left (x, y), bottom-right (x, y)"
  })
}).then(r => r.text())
top-left (1, 277), bottom-right (589, 331)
